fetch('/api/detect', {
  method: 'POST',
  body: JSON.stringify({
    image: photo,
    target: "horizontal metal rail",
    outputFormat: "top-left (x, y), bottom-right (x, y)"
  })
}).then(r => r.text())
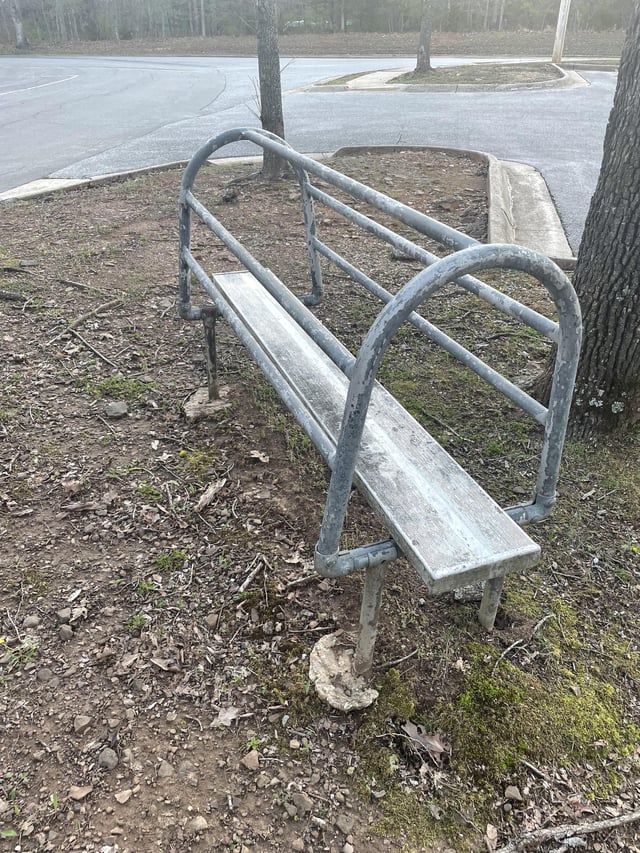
top-left (183, 248), bottom-right (339, 467)
top-left (308, 184), bottom-right (559, 342)
top-left (241, 128), bottom-right (479, 254)
top-left (184, 192), bottom-right (356, 376)
top-left (313, 240), bottom-right (548, 424)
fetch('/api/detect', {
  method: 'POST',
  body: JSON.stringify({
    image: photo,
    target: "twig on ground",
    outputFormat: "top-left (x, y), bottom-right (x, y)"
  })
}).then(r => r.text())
top-left (68, 328), bottom-right (119, 368)
top-left (55, 277), bottom-right (109, 295)
top-left (492, 638), bottom-right (523, 675)
top-left (495, 808), bottom-right (640, 853)
top-left (520, 758), bottom-right (552, 782)
top-left (96, 414), bottom-right (117, 435)
top-left (284, 573), bottom-right (319, 590)
top-left (46, 297), bottom-right (124, 345)
top-left (238, 556), bottom-right (265, 593)
top-left (375, 648), bottom-right (419, 671)
top-left (530, 613), bottom-right (555, 636)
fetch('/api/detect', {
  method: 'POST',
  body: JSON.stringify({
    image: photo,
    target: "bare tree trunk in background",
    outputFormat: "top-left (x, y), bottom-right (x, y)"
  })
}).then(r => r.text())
top-left (255, 0), bottom-right (286, 179)
top-left (415, 0), bottom-right (432, 73)
top-left (7, 0), bottom-right (29, 48)
top-left (534, 0), bottom-right (640, 437)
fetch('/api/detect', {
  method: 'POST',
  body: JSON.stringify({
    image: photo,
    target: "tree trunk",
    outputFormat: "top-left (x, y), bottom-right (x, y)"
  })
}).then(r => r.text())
top-left (255, 0), bottom-right (286, 179)
top-left (8, 0), bottom-right (29, 48)
top-left (535, 1), bottom-right (640, 438)
top-left (415, 0), bottom-right (432, 73)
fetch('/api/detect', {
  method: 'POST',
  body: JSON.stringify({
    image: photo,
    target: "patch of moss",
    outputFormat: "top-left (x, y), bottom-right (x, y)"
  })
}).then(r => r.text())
top-left (177, 448), bottom-right (218, 480)
top-left (502, 584), bottom-right (544, 620)
top-left (432, 645), bottom-right (638, 792)
top-left (80, 375), bottom-right (152, 401)
top-left (154, 549), bottom-right (187, 572)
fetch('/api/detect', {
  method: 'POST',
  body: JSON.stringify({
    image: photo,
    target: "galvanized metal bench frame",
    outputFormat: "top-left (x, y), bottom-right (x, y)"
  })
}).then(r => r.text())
top-left (178, 127), bottom-right (582, 677)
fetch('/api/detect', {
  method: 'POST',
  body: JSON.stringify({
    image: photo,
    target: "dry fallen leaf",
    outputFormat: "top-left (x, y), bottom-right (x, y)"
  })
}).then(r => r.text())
top-left (194, 478), bottom-right (227, 512)
top-left (484, 823), bottom-right (498, 852)
top-left (401, 721), bottom-right (449, 764)
top-left (215, 706), bottom-right (240, 727)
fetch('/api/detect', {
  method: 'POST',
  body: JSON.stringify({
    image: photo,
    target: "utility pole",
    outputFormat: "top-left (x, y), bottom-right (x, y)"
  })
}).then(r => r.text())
top-left (552, 0), bottom-right (572, 65)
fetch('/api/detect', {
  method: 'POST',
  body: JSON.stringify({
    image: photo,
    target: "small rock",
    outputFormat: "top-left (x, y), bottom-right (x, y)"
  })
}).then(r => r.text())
top-left (74, 715), bottom-right (92, 734)
top-left (504, 784), bottom-right (523, 803)
top-left (59, 624), bottom-right (74, 641)
top-left (284, 802), bottom-right (298, 818)
top-left (336, 814), bottom-right (355, 835)
top-left (342, 845), bottom-right (355, 853)
top-left (114, 790), bottom-right (132, 804)
top-left (292, 791), bottom-right (313, 815)
top-left (68, 785), bottom-right (93, 801)
top-left (56, 607), bottom-right (72, 623)
top-left (104, 401), bottom-right (129, 419)
top-left (157, 760), bottom-right (174, 778)
top-left (98, 747), bottom-right (119, 770)
top-left (185, 815), bottom-right (208, 835)
top-left (205, 612), bottom-right (219, 629)
top-left (291, 839), bottom-right (305, 852)
top-left (23, 614), bottom-right (40, 629)
top-left (256, 772), bottom-right (270, 789)
top-left (36, 668), bottom-right (54, 683)
top-left (241, 749), bottom-right (260, 771)
top-left (289, 739), bottom-right (301, 750)
top-left (0, 798), bottom-right (10, 815)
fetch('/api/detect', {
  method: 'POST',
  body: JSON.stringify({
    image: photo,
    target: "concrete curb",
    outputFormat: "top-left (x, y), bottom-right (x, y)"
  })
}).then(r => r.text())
top-left (0, 146), bottom-right (575, 266)
top-left (310, 64), bottom-right (587, 93)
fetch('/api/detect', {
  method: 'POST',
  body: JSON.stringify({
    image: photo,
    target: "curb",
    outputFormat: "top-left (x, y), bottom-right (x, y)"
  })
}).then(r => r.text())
top-left (309, 64), bottom-right (587, 93)
top-left (0, 146), bottom-right (574, 266)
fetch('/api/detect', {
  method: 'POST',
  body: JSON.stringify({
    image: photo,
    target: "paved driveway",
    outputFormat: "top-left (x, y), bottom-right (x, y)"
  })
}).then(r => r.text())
top-left (0, 55), bottom-right (616, 251)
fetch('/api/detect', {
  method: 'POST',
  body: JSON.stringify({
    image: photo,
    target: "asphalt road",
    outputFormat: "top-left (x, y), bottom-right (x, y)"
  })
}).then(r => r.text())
top-left (0, 55), bottom-right (617, 251)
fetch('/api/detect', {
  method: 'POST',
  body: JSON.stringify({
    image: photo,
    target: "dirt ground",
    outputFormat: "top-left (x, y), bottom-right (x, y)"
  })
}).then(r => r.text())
top-left (1, 149), bottom-right (639, 853)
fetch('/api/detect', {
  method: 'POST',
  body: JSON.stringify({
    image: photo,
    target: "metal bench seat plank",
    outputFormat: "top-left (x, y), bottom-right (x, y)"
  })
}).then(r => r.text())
top-left (212, 272), bottom-right (540, 592)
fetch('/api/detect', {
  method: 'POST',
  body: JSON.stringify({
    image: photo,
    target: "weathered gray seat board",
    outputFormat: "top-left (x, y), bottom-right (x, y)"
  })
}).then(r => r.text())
top-left (212, 270), bottom-right (541, 593)
top-left (178, 127), bottom-right (582, 679)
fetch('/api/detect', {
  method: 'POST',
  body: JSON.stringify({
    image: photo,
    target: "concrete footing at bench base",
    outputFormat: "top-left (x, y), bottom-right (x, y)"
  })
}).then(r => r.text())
top-left (309, 632), bottom-right (380, 711)
top-left (183, 386), bottom-right (232, 421)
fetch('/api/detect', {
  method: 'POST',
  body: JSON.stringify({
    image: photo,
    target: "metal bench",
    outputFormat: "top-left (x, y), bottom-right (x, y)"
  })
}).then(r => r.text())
top-left (177, 128), bottom-right (582, 693)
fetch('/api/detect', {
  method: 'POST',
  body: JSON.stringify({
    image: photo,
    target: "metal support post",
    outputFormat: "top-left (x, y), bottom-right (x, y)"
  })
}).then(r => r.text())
top-left (202, 307), bottom-right (220, 401)
top-left (478, 575), bottom-right (505, 630)
top-left (353, 562), bottom-right (387, 678)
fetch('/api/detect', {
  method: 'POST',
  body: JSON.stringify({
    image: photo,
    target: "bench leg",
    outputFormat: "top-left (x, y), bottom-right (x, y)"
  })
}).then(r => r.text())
top-left (479, 575), bottom-right (504, 631)
top-left (353, 562), bottom-right (387, 679)
top-left (202, 307), bottom-right (220, 401)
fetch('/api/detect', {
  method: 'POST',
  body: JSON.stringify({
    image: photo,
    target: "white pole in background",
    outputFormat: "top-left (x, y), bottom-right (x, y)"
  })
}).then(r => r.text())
top-left (552, 0), bottom-right (573, 64)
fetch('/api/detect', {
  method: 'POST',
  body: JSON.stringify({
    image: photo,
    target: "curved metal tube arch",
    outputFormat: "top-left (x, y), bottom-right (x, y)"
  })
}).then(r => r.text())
top-left (315, 244), bottom-right (581, 576)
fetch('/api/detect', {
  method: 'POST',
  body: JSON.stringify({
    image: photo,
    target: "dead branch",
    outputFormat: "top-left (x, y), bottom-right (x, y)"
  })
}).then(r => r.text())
top-left (375, 648), bottom-right (419, 671)
top-left (68, 328), bottom-right (119, 368)
top-left (0, 289), bottom-right (27, 302)
top-left (495, 808), bottom-right (640, 853)
top-left (46, 297), bottom-right (124, 345)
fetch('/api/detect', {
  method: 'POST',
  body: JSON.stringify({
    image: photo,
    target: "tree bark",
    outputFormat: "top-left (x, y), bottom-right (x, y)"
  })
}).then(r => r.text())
top-left (7, 0), bottom-right (29, 48)
top-left (536, 1), bottom-right (640, 437)
top-left (255, 0), bottom-right (286, 179)
top-left (415, 0), bottom-right (432, 73)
